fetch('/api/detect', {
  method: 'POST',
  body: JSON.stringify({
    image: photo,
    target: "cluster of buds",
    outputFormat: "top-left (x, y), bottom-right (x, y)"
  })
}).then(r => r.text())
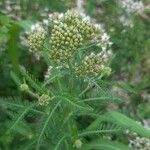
top-left (19, 84), bottom-right (29, 92)
top-left (49, 22), bottom-right (83, 63)
top-left (62, 11), bottom-right (97, 39)
top-left (48, 10), bottom-right (112, 65)
top-left (27, 30), bottom-right (46, 57)
top-left (38, 94), bottom-right (50, 106)
top-left (75, 50), bottom-right (112, 77)
top-left (74, 139), bottom-right (82, 149)
top-left (26, 10), bottom-right (113, 78)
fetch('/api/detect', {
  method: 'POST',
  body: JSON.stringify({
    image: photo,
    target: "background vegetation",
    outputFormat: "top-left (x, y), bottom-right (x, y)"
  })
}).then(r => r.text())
top-left (0, 0), bottom-right (150, 149)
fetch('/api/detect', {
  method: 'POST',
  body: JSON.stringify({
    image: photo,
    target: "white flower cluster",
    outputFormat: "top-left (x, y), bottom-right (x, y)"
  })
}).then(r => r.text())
top-left (0, 0), bottom-right (22, 20)
top-left (126, 122), bottom-right (150, 150)
top-left (119, 15), bottom-right (134, 27)
top-left (120, 0), bottom-right (146, 14)
top-left (44, 66), bottom-right (53, 79)
top-left (31, 22), bottom-right (45, 32)
top-left (76, 0), bottom-right (85, 14)
top-left (97, 32), bottom-right (113, 51)
top-left (129, 132), bottom-right (150, 150)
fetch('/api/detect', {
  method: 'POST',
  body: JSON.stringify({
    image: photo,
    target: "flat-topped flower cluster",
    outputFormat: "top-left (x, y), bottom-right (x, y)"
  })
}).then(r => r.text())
top-left (120, 0), bottom-right (147, 15)
top-left (27, 10), bottom-right (112, 78)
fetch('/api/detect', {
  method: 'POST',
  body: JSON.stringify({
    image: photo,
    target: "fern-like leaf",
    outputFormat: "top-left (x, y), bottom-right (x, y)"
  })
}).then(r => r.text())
top-left (19, 67), bottom-right (51, 95)
top-left (81, 140), bottom-right (132, 150)
top-left (0, 97), bottom-right (45, 115)
top-left (7, 103), bottom-right (36, 133)
top-left (59, 96), bottom-right (93, 112)
top-left (36, 101), bottom-right (61, 150)
top-left (54, 135), bottom-right (68, 150)
top-left (79, 122), bottom-right (122, 137)
top-left (104, 111), bottom-right (150, 138)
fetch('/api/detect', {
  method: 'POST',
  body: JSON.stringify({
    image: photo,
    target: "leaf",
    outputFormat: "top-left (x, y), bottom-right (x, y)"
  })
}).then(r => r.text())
top-left (81, 140), bottom-right (132, 150)
top-left (19, 67), bottom-right (51, 95)
top-left (105, 112), bottom-right (150, 138)
top-left (54, 135), bottom-right (67, 150)
top-left (36, 101), bottom-right (61, 150)
top-left (7, 103), bottom-right (36, 133)
top-left (10, 71), bottom-right (22, 86)
top-left (79, 122), bottom-right (122, 137)
top-left (80, 96), bottom-right (122, 103)
top-left (59, 96), bottom-right (93, 112)
top-left (0, 15), bottom-right (11, 26)
top-left (98, 80), bottom-right (137, 94)
top-left (7, 23), bottom-right (22, 74)
top-left (0, 96), bottom-right (45, 115)
top-left (115, 81), bottom-right (137, 94)
top-left (18, 20), bottom-right (33, 31)
top-left (85, 78), bottom-right (123, 103)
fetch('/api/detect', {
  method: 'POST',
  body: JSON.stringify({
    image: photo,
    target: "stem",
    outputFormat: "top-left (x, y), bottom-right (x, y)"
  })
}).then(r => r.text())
top-left (68, 61), bottom-right (74, 93)
top-left (57, 77), bottom-right (62, 92)
top-left (28, 90), bottom-right (39, 99)
top-left (79, 76), bottom-right (103, 97)
top-left (79, 84), bottom-right (92, 97)
top-left (79, 42), bottom-right (97, 51)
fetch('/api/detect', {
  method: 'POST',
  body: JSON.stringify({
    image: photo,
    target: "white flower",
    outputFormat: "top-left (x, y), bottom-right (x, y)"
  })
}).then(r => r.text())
top-left (119, 15), bottom-right (134, 27)
top-left (101, 33), bottom-right (110, 42)
top-left (45, 66), bottom-right (53, 79)
top-left (31, 22), bottom-right (44, 32)
top-left (43, 19), bottom-right (49, 25)
top-left (58, 13), bottom-right (64, 19)
top-left (120, 0), bottom-right (146, 14)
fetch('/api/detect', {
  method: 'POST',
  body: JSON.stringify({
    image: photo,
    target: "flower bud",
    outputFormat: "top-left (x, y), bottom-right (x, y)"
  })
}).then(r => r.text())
top-left (20, 84), bottom-right (29, 92)
top-left (38, 94), bottom-right (50, 106)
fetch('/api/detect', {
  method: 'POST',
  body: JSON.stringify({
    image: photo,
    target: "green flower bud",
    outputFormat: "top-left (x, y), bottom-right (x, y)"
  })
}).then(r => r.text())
top-left (38, 94), bottom-right (50, 106)
top-left (74, 139), bottom-right (82, 149)
top-left (28, 30), bottom-right (46, 53)
top-left (20, 84), bottom-right (29, 92)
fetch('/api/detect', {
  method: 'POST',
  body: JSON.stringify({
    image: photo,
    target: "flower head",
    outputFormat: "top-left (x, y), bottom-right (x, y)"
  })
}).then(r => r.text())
top-left (75, 50), bottom-right (112, 77)
top-left (27, 30), bottom-right (46, 55)
top-left (38, 94), bottom-right (50, 106)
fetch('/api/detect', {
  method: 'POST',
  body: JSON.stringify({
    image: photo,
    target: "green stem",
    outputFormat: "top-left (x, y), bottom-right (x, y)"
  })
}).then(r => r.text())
top-left (79, 84), bottom-right (92, 97)
top-left (28, 90), bottom-right (39, 99)
top-left (68, 61), bottom-right (74, 93)
top-left (57, 77), bottom-right (62, 92)
top-left (79, 42), bottom-right (97, 51)
top-left (79, 76), bottom-right (103, 97)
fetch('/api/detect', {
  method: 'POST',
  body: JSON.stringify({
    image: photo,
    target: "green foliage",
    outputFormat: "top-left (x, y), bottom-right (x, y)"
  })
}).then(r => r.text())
top-left (81, 140), bottom-right (132, 150)
top-left (0, 0), bottom-right (150, 149)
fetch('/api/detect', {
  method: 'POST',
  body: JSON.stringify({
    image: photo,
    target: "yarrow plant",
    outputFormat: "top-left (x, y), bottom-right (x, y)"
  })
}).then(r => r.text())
top-left (27, 10), bottom-right (112, 79)
top-left (2, 10), bottom-right (150, 150)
